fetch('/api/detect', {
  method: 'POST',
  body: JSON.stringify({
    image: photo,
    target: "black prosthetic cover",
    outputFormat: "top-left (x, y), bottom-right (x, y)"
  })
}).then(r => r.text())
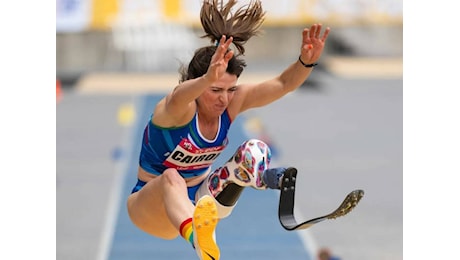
top-left (215, 183), bottom-right (244, 207)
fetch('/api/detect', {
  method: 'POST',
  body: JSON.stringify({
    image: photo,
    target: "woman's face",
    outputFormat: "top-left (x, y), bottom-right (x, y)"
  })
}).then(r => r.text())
top-left (197, 73), bottom-right (238, 116)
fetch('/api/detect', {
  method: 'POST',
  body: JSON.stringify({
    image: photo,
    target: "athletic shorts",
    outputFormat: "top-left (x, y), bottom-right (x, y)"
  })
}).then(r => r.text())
top-left (130, 179), bottom-right (203, 204)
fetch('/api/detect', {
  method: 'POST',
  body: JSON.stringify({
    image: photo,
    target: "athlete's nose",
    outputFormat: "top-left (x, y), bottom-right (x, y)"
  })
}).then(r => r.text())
top-left (219, 92), bottom-right (228, 103)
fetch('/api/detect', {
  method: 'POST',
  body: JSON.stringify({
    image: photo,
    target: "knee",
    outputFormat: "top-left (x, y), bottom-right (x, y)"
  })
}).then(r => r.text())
top-left (161, 168), bottom-right (186, 188)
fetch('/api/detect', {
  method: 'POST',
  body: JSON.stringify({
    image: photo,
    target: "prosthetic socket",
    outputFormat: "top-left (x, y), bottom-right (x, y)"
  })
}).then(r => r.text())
top-left (196, 139), bottom-right (272, 218)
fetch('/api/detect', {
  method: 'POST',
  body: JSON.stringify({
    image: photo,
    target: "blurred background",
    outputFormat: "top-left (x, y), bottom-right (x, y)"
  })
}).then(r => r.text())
top-left (56, 0), bottom-right (402, 260)
top-left (56, 0), bottom-right (402, 84)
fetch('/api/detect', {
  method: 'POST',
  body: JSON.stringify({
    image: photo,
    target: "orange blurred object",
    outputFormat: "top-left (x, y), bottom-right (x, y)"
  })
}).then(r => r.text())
top-left (56, 79), bottom-right (62, 103)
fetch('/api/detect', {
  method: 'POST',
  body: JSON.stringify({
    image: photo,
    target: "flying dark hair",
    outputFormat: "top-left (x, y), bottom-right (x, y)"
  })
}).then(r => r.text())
top-left (179, 0), bottom-right (265, 83)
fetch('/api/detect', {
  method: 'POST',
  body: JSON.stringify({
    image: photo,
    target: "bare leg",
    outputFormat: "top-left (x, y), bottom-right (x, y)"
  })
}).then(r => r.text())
top-left (127, 168), bottom-right (195, 239)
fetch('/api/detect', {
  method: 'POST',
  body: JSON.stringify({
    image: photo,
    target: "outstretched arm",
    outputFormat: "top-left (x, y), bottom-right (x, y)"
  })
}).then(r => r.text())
top-left (237, 24), bottom-right (330, 113)
top-left (153, 36), bottom-right (234, 126)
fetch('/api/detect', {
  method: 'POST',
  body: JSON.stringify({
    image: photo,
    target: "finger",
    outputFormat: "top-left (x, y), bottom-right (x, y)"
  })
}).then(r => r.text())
top-left (302, 28), bottom-right (309, 38)
top-left (217, 35), bottom-right (233, 53)
top-left (219, 35), bottom-right (226, 46)
top-left (321, 27), bottom-right (331, 41)
top-left (309, 24), bottom-right (317, 39)
top-left (315, 24), bottom-right (322, 38)
top-left (216, 35), bottom-right (226, 51)
top-left (224, 36), bottom-right (233, 48)
top-left (224, 50), bottom-right (234, 63)
top-left (302, 28), bottom-right (310, 44)
top-left (214, 35), bottom-right (227, 58)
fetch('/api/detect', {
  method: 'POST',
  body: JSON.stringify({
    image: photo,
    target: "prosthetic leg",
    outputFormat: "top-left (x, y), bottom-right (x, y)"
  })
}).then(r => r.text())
top-left (196, 139), bottom-right (272, 218)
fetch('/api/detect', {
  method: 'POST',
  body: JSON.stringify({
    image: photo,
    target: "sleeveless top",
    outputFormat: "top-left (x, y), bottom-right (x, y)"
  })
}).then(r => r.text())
top-left (138, 110), bottom-right (232, 178)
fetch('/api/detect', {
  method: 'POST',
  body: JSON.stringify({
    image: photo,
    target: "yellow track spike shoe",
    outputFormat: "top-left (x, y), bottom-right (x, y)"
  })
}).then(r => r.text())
top-left (193, 195), bottom-right (220, 260)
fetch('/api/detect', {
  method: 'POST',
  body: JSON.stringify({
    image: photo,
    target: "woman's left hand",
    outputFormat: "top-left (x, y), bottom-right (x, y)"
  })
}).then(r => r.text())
top-left (299, 24), bottom-right (330, 64)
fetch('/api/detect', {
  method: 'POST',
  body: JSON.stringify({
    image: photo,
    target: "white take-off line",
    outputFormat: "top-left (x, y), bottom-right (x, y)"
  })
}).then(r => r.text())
top-left (96, 96), bottom-right (140, 260)
top-left (270, 190), bottom-right (320, 259)
top-left (295, 211), bottom-right (320, 258)
top-left (96, 156), bottom-right (125, 260)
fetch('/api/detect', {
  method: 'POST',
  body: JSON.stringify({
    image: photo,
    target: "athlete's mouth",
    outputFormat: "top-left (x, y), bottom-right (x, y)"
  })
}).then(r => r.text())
top-left (215, 104), bottom-right (226, 110)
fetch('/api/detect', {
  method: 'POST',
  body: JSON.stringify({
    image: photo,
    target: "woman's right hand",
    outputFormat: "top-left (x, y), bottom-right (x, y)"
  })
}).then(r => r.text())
top-left (203, 35), bottom-right (234, 83)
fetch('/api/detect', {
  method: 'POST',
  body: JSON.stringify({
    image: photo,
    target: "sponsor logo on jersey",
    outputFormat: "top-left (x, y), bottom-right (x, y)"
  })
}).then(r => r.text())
top-left (163, 138), bottom-right (225, 170)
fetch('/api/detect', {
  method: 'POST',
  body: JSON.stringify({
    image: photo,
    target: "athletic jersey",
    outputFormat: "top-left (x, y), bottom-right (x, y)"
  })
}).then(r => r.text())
top-left (139, 110), bottom-right (232, 178)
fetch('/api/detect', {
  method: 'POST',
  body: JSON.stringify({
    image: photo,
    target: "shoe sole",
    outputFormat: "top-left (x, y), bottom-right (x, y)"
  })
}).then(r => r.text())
top-left (194, 195), bottom-right (220, 260)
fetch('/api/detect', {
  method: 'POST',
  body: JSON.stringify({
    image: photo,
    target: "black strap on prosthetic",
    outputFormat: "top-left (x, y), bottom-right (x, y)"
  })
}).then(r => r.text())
top-left (215, 183), bottom-right (245, 206)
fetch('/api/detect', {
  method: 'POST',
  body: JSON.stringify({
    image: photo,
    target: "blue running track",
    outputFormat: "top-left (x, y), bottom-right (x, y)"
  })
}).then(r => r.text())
top-left (107, 94), bottom-right (312, 260)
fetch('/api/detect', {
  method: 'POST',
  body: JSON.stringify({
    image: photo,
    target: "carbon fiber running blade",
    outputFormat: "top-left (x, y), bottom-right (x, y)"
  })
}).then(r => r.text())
top-left (278, 168), bottom-right (364, 231)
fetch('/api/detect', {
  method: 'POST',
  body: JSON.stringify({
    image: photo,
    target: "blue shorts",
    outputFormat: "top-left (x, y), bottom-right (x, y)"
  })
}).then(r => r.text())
top-left (131, 179), bottom-right (203, 204)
